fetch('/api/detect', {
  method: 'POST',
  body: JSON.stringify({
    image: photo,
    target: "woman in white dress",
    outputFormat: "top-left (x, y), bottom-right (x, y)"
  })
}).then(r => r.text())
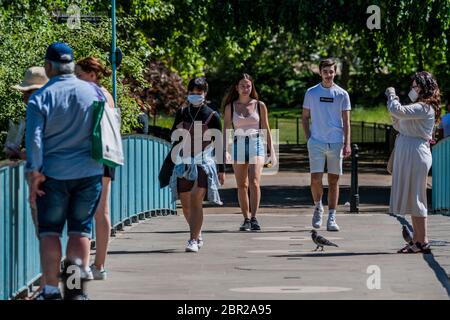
top-left (385, 71), bottom-right (441, 254)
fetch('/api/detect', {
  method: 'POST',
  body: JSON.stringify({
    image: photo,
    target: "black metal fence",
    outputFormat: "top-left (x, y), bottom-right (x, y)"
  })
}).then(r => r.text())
top-left (272, 115), bottom-right (394, 152)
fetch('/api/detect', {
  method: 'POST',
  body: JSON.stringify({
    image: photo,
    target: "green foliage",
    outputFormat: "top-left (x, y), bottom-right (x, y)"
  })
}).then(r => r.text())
top-left (1, 0), bottom-right (449, 147)
top-left (116, 87), bottom-right (141, 133)
top-left (0, 2), bottom-right (157, 151)
top-left (200, 0), bottom-right (450, 107)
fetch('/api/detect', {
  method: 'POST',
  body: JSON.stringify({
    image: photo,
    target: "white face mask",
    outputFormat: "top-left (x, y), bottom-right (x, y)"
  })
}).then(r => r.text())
top-left (187, 94), bottom-right (205, 106)
top-left (408, 88), bottom-right (419, 102)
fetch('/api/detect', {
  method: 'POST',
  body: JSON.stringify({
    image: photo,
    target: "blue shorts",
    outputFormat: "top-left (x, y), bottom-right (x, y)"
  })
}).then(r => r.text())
top-left (232, 134), bottom-right (265, 163)
top-left (36, 175), bottom-right (103, 239)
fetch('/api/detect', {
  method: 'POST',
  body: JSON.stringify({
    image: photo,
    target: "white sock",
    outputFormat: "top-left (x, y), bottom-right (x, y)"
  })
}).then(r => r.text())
top-left (43, 285), bottom-right (60, 295)
top-left (329, 209), bottom-right (336, 216)
top-left (315, 200), bottom-right (323, 209)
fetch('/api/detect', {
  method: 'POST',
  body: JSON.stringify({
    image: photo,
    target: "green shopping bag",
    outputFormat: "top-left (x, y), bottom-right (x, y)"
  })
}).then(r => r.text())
top-left (92, 100), bottom-right (124, 168)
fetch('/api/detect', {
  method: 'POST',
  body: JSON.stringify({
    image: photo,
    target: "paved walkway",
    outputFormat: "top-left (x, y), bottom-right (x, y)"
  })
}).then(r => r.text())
top-left (88, 146), bottom-right (449, 299)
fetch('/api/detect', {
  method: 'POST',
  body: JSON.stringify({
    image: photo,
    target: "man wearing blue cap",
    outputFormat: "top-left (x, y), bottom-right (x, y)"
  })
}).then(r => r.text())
top-left (25, 42), bottom-right (104, 300)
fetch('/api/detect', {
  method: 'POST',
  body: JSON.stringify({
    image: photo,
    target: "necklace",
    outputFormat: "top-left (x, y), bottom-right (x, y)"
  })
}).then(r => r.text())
top-left (235, 99), bottom-right (255, 117)
top-left (188, 104), bottom-right (202, 123)
top-left (179, 105), bottom-right (203, 156)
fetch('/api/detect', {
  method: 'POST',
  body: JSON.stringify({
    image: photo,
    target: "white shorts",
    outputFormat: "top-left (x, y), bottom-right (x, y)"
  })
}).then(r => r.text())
top-left (307, 137), bottom-right (343, 175)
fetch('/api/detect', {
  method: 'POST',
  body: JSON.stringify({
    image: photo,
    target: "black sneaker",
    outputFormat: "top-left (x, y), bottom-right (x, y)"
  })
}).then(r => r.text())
top-left (34, 291), bottom-right (63, 300)
top-left (250, 218), bottom-right (261, 231)
top-left (61, 258), bottom-right (89, 300)
top-left (239, 219), bottom-right (251, 231)
top-left (68, 293), bottom-right (90, 300)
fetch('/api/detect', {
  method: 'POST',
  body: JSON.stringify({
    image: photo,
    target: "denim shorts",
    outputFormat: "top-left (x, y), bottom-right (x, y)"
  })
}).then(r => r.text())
top-left (36, 175), bottom-right (103, 239)
top-left (177, 166), bottom-right (208, 192)
top-left (232, 134), bottom-right (265, 163)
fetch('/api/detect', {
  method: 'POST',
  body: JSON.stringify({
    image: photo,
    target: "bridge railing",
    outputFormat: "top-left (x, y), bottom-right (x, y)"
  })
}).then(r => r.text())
top-left (432, 136), bottom-right (450, 216)
top-left (0, 134), bottom-right (175, 300)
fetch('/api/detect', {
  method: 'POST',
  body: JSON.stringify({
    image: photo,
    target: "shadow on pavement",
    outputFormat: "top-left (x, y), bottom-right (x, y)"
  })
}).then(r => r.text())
top-left (390, 214), bottom-right (450, 298)
top-left (128, 229), bottom-right (311, 235)
top-left (269, 252), bottom-right (397, 258)
top-left (272, 144), bottom-right (389, 174)
top-left (422, 254), bottom-right (450, 297)
top-left (212, 185), bottom-right (393, 208)
top-left (107, 249), bottom-right (179, 255)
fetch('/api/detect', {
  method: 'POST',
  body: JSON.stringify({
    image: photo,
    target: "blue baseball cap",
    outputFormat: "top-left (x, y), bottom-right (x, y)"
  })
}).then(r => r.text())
top-left (44, 42), bottom-right (74, 63)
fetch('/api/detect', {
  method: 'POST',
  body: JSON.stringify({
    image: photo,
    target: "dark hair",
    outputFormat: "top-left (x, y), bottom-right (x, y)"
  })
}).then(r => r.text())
top-left (319, 58), bottom-right (337, 72)
top-left (412, 71), bottom-right (441, 123)
top-left (187, 77), bottom-right (208, 93)
top-left (76, 57), bottom-right (111, 81)
top-left (221, 73), bottom-right (259, 110)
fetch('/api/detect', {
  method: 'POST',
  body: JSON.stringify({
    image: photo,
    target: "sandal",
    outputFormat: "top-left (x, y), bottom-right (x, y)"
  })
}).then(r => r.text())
top-left (397, 242), bottom-right (432, 254)
top-left (397, 243), bottom-right (421, 253)
top-left (416, 242), bottom-right (432, 254)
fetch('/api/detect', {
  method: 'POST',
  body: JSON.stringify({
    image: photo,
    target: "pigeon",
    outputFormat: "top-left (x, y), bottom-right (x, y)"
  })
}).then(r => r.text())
top-left (310, 230), bottom-right (338, 251)
top-left (402, 225), bottom-right (414, 245)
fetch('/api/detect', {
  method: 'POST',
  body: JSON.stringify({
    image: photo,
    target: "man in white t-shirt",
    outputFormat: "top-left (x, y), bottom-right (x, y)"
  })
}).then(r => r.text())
top-left (302, 58), bottom-right (351, 232)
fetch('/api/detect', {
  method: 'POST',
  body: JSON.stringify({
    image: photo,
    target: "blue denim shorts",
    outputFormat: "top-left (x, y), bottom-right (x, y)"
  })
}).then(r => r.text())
top-left (36, 175), bottom-right (103, 239)
top-left (232, 134), bottom-right (265, 163)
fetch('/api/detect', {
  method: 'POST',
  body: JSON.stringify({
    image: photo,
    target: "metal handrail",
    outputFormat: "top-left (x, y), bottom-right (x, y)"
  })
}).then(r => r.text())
top-left (0, 134), bottom-right (175, 299)
top-left (432, 136), bottom-right (450, 216)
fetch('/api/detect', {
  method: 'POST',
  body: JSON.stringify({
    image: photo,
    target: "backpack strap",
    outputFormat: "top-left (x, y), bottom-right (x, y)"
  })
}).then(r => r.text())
top-left (181, 105), bottom-right (188, 119)
top-left (231, 102), bottom-right (235, 129)
top-left (89, 82), bottom-right (106, 102)
top-left (257, 101), bottom-right (261, 130)
top-left (205, 111), bottom-right (216, 125)
top-left (175, 106), bottom-right (186, 129)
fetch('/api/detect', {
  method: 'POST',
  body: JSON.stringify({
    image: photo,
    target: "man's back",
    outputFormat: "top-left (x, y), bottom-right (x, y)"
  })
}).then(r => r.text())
top-left (26, 74), bottom-right (103, 180)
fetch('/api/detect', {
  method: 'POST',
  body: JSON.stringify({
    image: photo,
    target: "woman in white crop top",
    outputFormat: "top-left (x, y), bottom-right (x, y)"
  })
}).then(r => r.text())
top-left (222, 73), bottom-right (277, 232)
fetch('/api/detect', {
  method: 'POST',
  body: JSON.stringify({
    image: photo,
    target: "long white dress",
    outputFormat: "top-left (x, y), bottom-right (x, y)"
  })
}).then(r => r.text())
top-left (387, 94), bottom-right (435, 217)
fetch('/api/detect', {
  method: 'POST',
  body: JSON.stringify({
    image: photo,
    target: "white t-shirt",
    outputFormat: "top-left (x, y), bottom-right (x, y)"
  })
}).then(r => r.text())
top-left (303, 83), bottom-right (351, 143)
top-left (438, 113), bottom-right (450, 138)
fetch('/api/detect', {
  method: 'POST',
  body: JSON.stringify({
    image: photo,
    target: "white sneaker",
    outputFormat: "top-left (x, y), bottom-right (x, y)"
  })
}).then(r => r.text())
top-left (197, 235), bottom-right (204, 249)
top-left (312, 206), bottom-right (324, 229)
top-left (85, 267), bottom-right (94, 280)
top-left (185, 239), bottom-right (199, 252)
top-left (327, 213), bottom-right (340, 231)
top-left (90, 264), bottom-right (107, 280)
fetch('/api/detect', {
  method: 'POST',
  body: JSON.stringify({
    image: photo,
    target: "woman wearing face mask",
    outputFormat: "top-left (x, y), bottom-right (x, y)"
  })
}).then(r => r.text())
top-left (385, 71), bottom-right (441, 254)
top-left (169, 77), bottom-right (225, 252)
top-left (222, 74), bottom-right (277, 232)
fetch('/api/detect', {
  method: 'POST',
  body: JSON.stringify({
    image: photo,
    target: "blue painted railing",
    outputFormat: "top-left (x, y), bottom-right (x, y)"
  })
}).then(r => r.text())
top-left (0, 163), bottom-right (41, 301)
top-left (109, 135), bottom-right (175, 230)
top-left (432, 137), bottom-right (450, 216)
top-left (0, 135), bottom-right (175, 300)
